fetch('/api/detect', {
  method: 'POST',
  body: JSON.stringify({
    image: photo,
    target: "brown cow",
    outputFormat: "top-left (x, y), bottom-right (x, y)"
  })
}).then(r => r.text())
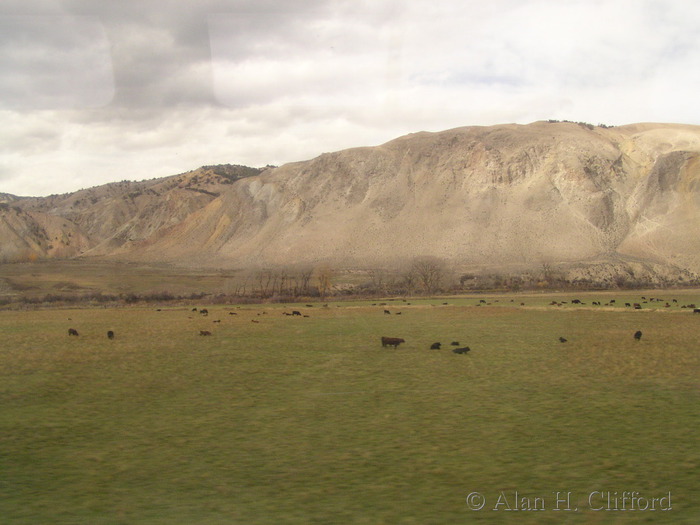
top-left (381, 336), bottom-right (405, 348)
top-left (68, 328), bottom-right (79, 336)
top-left (199, 330), bottom-right (212, 336)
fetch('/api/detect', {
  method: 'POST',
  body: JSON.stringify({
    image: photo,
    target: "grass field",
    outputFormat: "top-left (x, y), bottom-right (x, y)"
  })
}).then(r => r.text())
top-left (1, 292), bottom-right (699, 524)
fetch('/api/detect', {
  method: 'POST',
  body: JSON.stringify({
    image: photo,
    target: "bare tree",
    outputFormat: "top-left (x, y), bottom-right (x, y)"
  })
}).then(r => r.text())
top-left (401, 267), bottom-right (417, 297)
top-left (411, 257), bottom-right (446, 294)
top-left (316, 265), bottom-right (334, 300)
top-left (254, 268), bottom-right (274, 298)
top-left (298, 266), bottom-right (314, 296)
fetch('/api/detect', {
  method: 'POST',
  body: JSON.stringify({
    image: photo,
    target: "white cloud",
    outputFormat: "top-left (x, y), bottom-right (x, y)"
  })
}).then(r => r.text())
top-left (1, 0), bottom-right (699, 196)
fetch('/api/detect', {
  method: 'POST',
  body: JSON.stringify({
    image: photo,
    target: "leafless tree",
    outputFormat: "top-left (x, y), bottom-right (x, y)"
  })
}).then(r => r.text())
top-left (316, 265), bottom-right (333, 299)
top-left (411, 256), bottom-right (446, 294)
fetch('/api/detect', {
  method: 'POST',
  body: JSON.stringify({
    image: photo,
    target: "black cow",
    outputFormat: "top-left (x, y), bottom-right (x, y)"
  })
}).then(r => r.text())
top-left (383, 310), bottom-right (391, 315)
top-left (430, 342), bottom-right (441, 350)
top-left (381, 336), bottom-right (405, 348)
top-left (559, 337), bottom-right (567, 343)
top-left (693, 309), bottom-right (700, 314)
top-left (452, 347), bottom-right (471, 354)
top-left (634, 330), bottom-right (643, 341)
top-left (199, 308), bottom-right (209, 316)
top-left (292, 311), bottom-right (302, 316)
top-left (68, 328), bottom-right (79, 336)
top-left (199, 330), bottom-right (212, 336)
top-left (107, 330), bottom-right (115, 339)
top-left (450, 341), bottom-right (460, 346)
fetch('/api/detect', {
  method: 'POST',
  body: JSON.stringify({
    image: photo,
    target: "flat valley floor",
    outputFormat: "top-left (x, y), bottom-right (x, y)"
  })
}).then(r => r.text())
top-left (1, 292), bottom-right (699, 524)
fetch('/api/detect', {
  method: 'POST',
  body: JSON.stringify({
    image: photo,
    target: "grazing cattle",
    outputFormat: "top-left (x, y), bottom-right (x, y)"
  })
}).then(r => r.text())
top-left (693, 309), bottom-right (700, 314)
top-left (430, 342), bottom-right (441, 350)
top-left (395, 312), bottom-right (402, 315)
top-left (199, 308), bottom-right (209, 316)
top-left (251, 320), bottom-right (259, 323)
top-left (450, 341), bottom-right (460, 346)
top-left (559, 337), bottom-right (567, 343)
top-left (452, 347), bottom-right (471, 354)
top-left (625, 303), bottom-right (631, 307)
top-left (383, 309), bottom-right (391, 315)
top-left (192, 308), bottom-right (198, 312)
top-left (572, 299), bottom-right (581, 304)
top-left (213, 320), bottom-right (221, 323)
top-left (68, 328), bottom-right (79, 336)
top-left (107, 330), bottom-right (114, 339)
top-left (229, 312), bottom-right (237, 315)
top-left (381, 336), bottom-right (405, 348)
top-left (199, 330), bottom-right (212, 336)
top-left (634, 303), bottom-right (642, 310)
top-left (634, 330), bottom-right (642, 341)
top-left (292, 311), bottom-right (302, 316)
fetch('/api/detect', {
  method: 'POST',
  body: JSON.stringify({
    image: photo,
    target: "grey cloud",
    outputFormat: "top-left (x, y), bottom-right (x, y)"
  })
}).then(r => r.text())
top-left (0, 15), bottom-right (114, 109)
top-left (56, 0), bottom-right (335, 109)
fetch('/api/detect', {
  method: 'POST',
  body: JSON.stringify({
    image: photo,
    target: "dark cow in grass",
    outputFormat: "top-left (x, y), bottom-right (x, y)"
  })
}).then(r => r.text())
top-left (68, 328), bottom-right (79, 336)
top-left (634, 330), bottom-right (643, 341)
top-left (381, 336), bottom-right (405, 348)
top-left (430, 342), bottom-right (441, 349)
top-left (107, 330), bottom-right (115, 340)
top-left (452, 347), bottom-right (471, 354)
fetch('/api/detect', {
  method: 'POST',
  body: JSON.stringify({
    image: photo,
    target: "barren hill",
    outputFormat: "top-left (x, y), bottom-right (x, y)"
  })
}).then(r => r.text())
top-left (3, 121), bottom-right (700, 282)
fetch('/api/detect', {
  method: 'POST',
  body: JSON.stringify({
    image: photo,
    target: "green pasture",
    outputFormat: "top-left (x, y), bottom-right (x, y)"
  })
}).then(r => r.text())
top-left (1, 293), bottom-right (699, 524)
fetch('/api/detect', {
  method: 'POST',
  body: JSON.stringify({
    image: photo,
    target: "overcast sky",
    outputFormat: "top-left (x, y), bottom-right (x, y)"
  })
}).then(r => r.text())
top-left (1, 0), bottom-right (699, 196)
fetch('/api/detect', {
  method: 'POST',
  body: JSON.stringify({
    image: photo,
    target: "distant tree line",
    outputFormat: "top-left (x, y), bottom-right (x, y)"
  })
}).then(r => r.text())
top-left (2, 257), bottom-right (698, 308)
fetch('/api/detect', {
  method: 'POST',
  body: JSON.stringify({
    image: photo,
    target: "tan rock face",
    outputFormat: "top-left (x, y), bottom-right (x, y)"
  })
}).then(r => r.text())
top-left (3, 122), bottom-right (700, 279)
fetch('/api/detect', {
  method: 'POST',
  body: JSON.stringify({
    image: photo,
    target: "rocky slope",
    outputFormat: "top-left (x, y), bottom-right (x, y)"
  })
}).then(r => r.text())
top-left (3, 122), bottom-right (700, 282)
